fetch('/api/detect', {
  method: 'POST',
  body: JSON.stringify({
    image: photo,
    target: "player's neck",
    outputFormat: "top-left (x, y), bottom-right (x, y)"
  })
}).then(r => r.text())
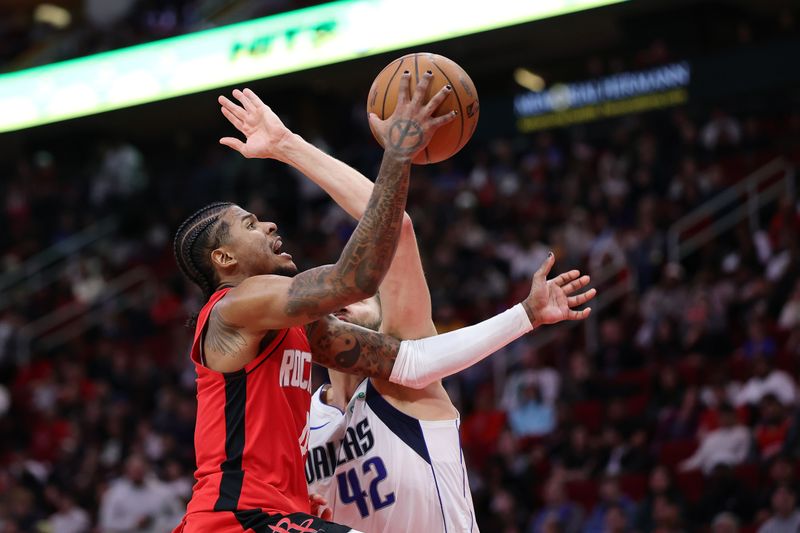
top-left (326, 370), bottom-right (364, 409)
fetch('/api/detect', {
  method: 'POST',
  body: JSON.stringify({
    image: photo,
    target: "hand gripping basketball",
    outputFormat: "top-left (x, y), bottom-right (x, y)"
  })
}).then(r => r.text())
top-left (368, 70), bottom-right (457, 159)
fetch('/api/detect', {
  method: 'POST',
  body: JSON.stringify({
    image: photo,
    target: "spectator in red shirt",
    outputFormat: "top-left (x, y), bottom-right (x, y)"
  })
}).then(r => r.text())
top-left (754, 394), bottom-right (791, 460)
top-left (461, 384), bottom-right (507, 471)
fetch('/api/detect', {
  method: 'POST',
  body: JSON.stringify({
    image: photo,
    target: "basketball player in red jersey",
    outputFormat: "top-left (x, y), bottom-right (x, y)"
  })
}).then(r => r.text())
top-left (172, 73), bottom-right (593, 533)
top-left (171, 73), bottom-right (457, 532)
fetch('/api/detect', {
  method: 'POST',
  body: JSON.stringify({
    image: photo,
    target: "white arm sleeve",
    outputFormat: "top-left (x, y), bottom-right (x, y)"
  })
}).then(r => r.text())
top-left (390, 303), bottom-right (533, 389)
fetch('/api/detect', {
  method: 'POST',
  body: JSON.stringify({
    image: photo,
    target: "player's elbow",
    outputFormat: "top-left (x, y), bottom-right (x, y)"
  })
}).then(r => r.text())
top-left (400, 212), bottom-right (414, 235)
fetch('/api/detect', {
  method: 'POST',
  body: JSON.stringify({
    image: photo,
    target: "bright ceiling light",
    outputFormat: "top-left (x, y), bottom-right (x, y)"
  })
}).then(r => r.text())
top-left (35, 4), bottom-right (72, 29)
top-left (514, 67), bottom-right (545, 92)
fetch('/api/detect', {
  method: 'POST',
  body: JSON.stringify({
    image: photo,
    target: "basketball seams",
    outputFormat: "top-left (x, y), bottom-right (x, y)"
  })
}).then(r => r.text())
top-left (429, 57), bottom-right (465, 159)
top-left (412, 54), bottom-right (431, 164)
top-left (370, 53), bottom-right (477, 164)
top-left (380, 58), bottom-right (406, 120)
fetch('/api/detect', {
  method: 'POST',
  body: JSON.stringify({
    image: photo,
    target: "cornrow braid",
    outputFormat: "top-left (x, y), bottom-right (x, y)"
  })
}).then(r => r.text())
top-left (173, 202), bottom-right (235, 304)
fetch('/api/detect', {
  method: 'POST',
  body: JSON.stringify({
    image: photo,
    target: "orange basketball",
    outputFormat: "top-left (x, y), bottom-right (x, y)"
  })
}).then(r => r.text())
top-left (367, 53), bottom-right (479, 165)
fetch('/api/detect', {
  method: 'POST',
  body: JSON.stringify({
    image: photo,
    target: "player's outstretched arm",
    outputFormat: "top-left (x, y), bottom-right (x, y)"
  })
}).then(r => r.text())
top-left (308, 253), bottom-right (596, 387)
top-left (214, 76), bottom-right (456, 331)
top-left (267, 120), bottom-right (435, 339)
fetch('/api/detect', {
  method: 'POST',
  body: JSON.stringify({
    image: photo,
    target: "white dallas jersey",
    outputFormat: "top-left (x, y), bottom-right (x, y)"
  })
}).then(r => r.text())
top-left (306, 379), bottom-right (478, 532)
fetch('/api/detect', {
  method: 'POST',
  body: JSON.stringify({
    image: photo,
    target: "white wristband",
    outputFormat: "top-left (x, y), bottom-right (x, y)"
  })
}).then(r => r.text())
top-left (389, 303), bottom-right (534, 389)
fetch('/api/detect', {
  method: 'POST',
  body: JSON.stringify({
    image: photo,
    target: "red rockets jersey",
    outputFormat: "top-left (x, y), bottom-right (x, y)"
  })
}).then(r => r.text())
top-left (185, 288), bottom-right (313, 517)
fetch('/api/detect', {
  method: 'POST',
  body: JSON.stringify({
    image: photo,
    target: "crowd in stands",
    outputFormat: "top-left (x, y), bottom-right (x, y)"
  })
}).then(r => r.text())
top-left (1, 49), bottom-right (800, 532)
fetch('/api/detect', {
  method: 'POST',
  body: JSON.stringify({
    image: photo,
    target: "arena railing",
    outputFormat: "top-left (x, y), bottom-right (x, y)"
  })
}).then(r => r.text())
top-left (0, 217), bottom-right (118, 312)
top-left (490, 157), bottom-right (796, 397)
top-left (667, 157), bottom-right (796, 264)
top-left (15, 266), bottom-right (156, 363)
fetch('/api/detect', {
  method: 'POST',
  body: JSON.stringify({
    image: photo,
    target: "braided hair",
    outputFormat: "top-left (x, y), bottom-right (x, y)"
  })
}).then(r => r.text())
top-left (173, 202), bottom-right (235, 304)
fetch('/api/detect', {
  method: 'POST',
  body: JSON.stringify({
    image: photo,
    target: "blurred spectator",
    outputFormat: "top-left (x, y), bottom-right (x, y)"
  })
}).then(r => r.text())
top-left (756, 455), bottom-right (800, 520)
top-left (97, 454), bottom-right (183, 533)
top-left (594, 319), bottom-right (640, 375)
top-left (556, 425), bottom-right (598, 480)
top-left (502, 347), bottom-right (560, 409)
top-left (754, 394), bottom-right (792, 460)
top-left (44, 489), bottom-right (91, 533)
top-left (735, 357), bottom-right (797, 407)
top-left (679, 404), bottom-right (750, 474)
top-left (508, 381), bottom-right (556, 438)
top-left (742, 322), bottom-right (778, 360)
top-left (529, 477), bottom-right (584, 533)
top-left (701, 110), bottom-right (742, 151)
top-left (699, 375), bottom-right (744, 437)
top-left (757, 485), bottom-right (800, 533)
top-left (656, 387), bottom-right (702, 443)
top-left (596, 426), bottom-right (651, 476)
top-left (778, 280), bottom-right (800, 330)
top-left (697, 464), bottom-right (755, 524)
top-left (559, 352), bottom-right (604, 403)
top-left (634, 466), bottom-right (686, 532)
top-left (582, 476), bottom-right (636, 533)
top-left (461, 385), bottom-right (507, 471)
top-left (711, 512), bottom-right (740, 533)
top-left (603, 503), bottom-right (630, 533)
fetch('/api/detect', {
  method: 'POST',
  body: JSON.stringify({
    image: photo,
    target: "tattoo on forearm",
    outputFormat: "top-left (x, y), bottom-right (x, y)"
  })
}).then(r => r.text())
top-left (388, 120), bottom-right (424, 153)
top-left (307, 317), bottom-right (399, 379)
top-left (206, 307), bottom-right (246, 357)
top-left (285, 142), bottom-right (411, 317)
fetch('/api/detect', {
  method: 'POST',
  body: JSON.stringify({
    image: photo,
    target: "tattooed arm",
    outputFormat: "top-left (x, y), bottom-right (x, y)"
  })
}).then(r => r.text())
top-left (307, 254), bottom-right (596, 386)
top-left (203, 75), bottom-right (456, 371)
top-left (306, 315), bottom-right (400, 380)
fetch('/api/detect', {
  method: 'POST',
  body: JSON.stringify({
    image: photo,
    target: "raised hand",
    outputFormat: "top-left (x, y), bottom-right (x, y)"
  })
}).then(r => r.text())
top-left (522, 253), bottom-right (596, 328)
top-left (368, 70), bottom-right (457, 159)
top-left (218, 88), bottom-right (292, 160)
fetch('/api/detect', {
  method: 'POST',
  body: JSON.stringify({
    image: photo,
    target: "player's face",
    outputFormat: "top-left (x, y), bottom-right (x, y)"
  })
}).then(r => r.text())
top-left (221, 205), bottom-right (298, 277)
top-left (333, 295), bottom-right (381, 331)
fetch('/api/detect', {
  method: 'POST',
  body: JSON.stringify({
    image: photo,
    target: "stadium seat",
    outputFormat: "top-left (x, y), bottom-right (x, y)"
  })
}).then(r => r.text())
top-left (571, 401), bottom-right (604, 432)
top-left (625, 394), bottom-right (650, 418)
top-left (675, 470), bottom-right (705, 504)
top-left (734, 463), bottom-right (761, 490)
top-left (658, 439), bottom-right (698, 469)
top-left (565, 479), bottom-right (598, 510)
top-left (619, 474), bottom-right (648, 501)
top-left (611, 369), bottom-right (651, 395)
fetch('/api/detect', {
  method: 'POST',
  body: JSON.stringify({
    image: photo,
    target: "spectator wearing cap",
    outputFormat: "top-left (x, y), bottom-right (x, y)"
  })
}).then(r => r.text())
top-left (679, 403), bottom-right (750, 474)
top-left (758, 485), bottom-right (800, 533)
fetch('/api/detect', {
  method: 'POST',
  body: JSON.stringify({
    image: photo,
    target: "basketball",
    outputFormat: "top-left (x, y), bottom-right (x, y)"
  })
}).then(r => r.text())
top-left (367, 52), bottom-right (479, 165)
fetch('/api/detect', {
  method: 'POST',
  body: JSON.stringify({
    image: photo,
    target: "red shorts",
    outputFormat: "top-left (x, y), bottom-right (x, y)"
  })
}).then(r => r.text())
top-left (173, 510), bottom-right (361, 533)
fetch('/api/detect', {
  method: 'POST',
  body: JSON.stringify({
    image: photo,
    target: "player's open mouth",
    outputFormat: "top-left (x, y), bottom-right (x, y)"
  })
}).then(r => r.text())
top-left (272, 237), bottom-right (292, 259)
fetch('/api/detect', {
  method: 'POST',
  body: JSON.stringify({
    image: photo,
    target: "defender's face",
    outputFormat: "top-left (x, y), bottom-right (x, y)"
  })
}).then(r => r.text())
top-left (221, 206), bottom-right (297, 277)
top-left (333, 296), bottom-right (382, 331)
